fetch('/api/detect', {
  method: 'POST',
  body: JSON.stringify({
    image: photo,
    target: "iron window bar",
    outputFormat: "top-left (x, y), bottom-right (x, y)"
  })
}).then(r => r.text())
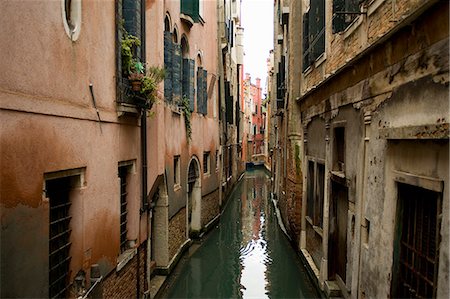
top-left (48, 178), bottom-right (72, 299)
top-left (119, 167), bottom-right (129, 252)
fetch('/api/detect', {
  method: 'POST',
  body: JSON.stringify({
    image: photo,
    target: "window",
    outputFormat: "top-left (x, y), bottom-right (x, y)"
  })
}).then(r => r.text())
top-left (174, 156), bottom-right (180, 186)
top-left (277, 55), bottom-right (286, 108)
top-left (392, 183), bottom-right (442, 298)
top-left (215, 150), bottom-right (219, 171)
top-left (118, 166), bottom-right (130, 253)
top-left (197, 65), bottom-right (208, 115)
top-left (333, 127), bottom-right (345, 172)
top-left (306, 161), bottom-right (325, 228)
top-left (116, 0), bottom-right (144, 105)
top-left (225, 81), bottom-right (234, 124)
top-left (181, 37), bottom-right (195, 110)
top-left (62, 0), bottom-right (81, 41)
top-left (47, 176), bottom-right (73, 298)
top-left (180, 0), bottom-right (202, 22)
top-left (203, 152), bottom-right (210, 174)
top-left (332, 0), bottom-right (360, 33)
top-left (302, 0), bottom-right (325, 71)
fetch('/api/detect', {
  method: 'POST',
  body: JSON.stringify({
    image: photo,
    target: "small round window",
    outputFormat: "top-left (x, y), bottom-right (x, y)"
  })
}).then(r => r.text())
top-left (62, 0), bottom-right (81, 41)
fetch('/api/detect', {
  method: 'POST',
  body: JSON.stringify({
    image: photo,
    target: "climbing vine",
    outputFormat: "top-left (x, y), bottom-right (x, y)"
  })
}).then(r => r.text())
top-left (181, 96), bottom-right (192, 141)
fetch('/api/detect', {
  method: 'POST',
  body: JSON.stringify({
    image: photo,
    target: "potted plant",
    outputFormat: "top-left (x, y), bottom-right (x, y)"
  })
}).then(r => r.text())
top-left (137, 66), bottom-right (165, 109)
top-left (128, 60), bottom-right (145, 91)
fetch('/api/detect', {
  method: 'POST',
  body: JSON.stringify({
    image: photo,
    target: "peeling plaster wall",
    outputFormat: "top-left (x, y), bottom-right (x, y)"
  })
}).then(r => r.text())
top-left (297, 1), bottom-right (449, 297)
top-left (0, 1), bottom-right (144, 296)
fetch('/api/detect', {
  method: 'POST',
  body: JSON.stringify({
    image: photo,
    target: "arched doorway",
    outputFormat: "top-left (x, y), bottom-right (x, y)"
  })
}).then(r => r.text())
top-left (187, 157), bottom-right (201, 237)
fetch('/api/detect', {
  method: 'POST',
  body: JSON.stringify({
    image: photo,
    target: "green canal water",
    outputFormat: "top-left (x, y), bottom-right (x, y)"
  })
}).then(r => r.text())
top-left (161, 169), bottom-right (320, 298)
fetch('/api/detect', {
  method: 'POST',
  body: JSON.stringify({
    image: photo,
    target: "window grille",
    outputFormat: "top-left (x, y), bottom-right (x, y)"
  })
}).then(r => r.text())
top-left (118, 166), bottom-right (128, 253)
top-left (47, 177), bottom-right (73, 299)
top-left (394, 184), bottom-right (442, 298)
top-left (332, 0), bottom-right (360, 33)
top-left (302, 0), bottom-right (325, 71)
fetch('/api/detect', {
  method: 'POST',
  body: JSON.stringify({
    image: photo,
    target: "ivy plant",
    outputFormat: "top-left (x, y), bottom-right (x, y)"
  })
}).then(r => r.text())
top-left (181, 96), bottom-right (192, 141)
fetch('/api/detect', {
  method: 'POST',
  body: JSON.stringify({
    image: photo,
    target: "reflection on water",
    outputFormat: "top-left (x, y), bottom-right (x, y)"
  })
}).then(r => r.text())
top-left (164, 169), bottom-right (320, 299)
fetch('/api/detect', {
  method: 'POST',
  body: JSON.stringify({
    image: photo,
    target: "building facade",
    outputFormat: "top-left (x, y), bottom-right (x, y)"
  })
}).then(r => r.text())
top-left (271, 0), bottom-right (449, 298)
top-left (0, 0), bottom-right (226, 297)
top-left (242, 74), bottom-right (265, 165)
top-left (218, 0), bottom-right (245, 197)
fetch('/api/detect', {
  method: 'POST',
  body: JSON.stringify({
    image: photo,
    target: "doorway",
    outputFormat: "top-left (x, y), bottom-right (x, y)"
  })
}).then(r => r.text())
top-left (328, 181), bottom-right (348, 283)
top-left (187, 157), bottom-right (201, 237)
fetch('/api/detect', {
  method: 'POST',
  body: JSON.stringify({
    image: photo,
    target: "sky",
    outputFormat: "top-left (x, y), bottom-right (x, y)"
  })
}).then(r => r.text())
top-left (240, 0), bottom-right (274, 94)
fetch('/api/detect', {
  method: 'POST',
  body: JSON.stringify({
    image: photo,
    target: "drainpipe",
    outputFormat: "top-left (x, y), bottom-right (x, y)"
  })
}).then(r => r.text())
top-left (137, 0), bottom-right (147, 297)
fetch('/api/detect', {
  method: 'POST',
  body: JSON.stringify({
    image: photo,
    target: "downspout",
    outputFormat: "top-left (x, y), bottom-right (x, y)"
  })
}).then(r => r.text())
top-left (137, 0), bottom-right (147, 297)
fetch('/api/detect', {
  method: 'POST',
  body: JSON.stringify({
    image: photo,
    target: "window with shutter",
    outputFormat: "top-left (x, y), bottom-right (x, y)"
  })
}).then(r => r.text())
top-left (303, 0), bottom-right (325, 72)
top-left (188, 60), bottom-right (195, 112)
top-left (197, 67), bottom-right (203, 113)
top-left (116, 0), bottom-right (144, 106)
top-left (164, 31), bottom-right (173, 103)
top-left (173, 44), bottom-right (182, 104)
top-left (180, 0), bottom-right (200, 22)
top-left (202, 69), bottom-right (208, 115)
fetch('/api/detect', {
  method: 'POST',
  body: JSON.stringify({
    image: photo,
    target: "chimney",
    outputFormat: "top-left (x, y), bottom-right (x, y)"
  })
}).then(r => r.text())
top-left (256, 78), bottom-right (261, 88)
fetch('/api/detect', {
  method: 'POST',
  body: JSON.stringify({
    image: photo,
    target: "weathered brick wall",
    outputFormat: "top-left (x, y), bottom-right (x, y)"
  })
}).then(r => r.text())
top-left (102, 245), bottom-right (146, 299)
top-left (283, 140), bottom-right (303, 242)
top-left (303, 0), bottom-right (426, 93)
top-left (168, 208), bottom-right (186, 261)
top-left (201, 189), bottom-right (220, 227)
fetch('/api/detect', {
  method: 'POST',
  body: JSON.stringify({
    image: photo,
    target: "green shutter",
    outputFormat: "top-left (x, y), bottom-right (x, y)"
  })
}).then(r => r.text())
top-left (189, 59), bottom-right (195, 112)
top-left (180, 0), bottom-right (200, 22)
top-left (182, 58), bottom-right (190, 99)
top-left (164, 31), bottom-right (173, 103)
top-left (202, 69), bottom-right (208, 115)
top-left (197, 67), bottom-right (203, 113)
top-left (173, 44), bottom-right (182, 103)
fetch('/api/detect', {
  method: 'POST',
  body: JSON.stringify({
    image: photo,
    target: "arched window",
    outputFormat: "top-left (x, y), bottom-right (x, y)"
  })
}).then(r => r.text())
top-left (181, 36), bottom-right (194, 110)
top-left (62, 0), bottom-right (81, 41)
top-left (196, 52), bottom-right (207, 115)
top-left (173, 27), bottom-right (179, 44)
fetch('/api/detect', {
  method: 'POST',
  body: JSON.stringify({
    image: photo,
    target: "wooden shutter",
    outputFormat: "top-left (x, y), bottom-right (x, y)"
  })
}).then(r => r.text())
top-left (202, 69), bottom-right (208, 115)
top-left (189, 59), bottom-right (195, 111)
top-left (197, 67), bottom-right (203, 113)
top-left (164, 31), bottom-right (173, 102)
top-left (173, 44), bottom-right (182, 103)
top-left (181, 0), bottom-right (200, 22)
top-left (182, 58), bottom-right (190, 99)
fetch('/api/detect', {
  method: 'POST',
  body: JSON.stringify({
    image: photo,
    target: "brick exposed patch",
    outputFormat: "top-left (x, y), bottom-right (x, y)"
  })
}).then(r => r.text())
top-left (168, 208), bottom-right (187, 261)
top-left (102, 245), bottom-right (147, 299)
top-left (201, 189), bottom-right (220, 227)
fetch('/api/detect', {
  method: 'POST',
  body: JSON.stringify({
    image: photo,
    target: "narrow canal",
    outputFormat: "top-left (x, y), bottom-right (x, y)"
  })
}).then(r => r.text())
top-left (160, 169), bottom-right (320, 298)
